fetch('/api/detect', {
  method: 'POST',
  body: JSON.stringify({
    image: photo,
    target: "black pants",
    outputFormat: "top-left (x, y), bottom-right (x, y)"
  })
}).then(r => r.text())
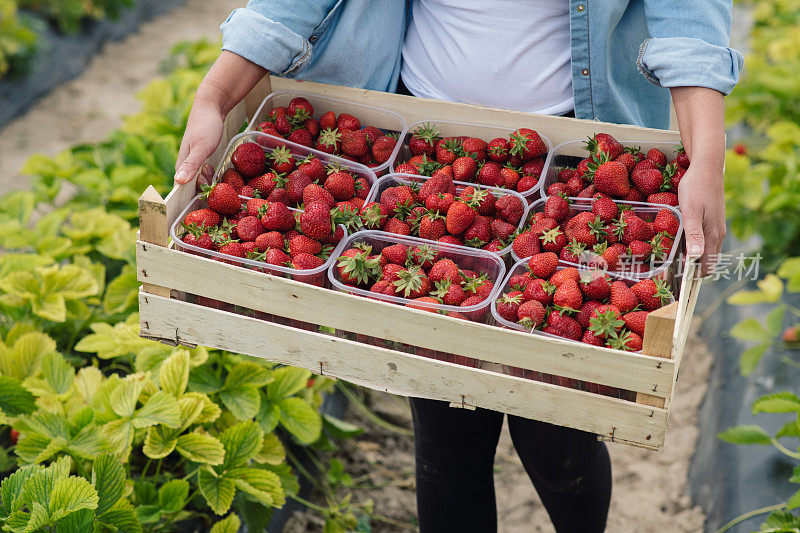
top-left (410, 398), bottom-right (612, 533)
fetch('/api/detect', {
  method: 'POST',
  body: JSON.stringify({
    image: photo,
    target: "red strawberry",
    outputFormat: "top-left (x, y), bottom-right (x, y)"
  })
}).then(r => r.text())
top-left (539, 228), bottom-right (567, 253)
top-left (324, 171), bottom-right (356, 201)
top-left (593, 160), bottom-right (631, 197)
top-left (579, 271), bottom-right (611, 300)
top-left (517, 300), bottom-right (546, 328)
top-left (609, 281), bottom-right (638, 313)
top-left (270, 146), bottom-right (296, 175)
top-left (462, 137), bottom-right (488, 161)
top-left (653, 208), bottom-right (680, 237)
top-left (221, 168), bottom-right (245, 191)
top-left (477, 162), bottom-right (504, 187)
top-left (255, 231), bottom-right (284, 251)
top-left (259, 201), bottom-right (296, 232)
top-left (607, 331), bottom-right (643, 351)
top-left (426, 192), bottom-right (455, 213)
top-left (446, 202), bottom-right (476, 235)
top-left (409, 123), bottom-right (439, 156)
top-left (460, 187), bottom-right (496, 216)
top-left (341, 129), bottom-right (370, 158)
top-left (381, 243), bottom-right (408, 265)
top-left (264, 248), bottom-right (291, 267)
top-left (516, 175), bottom-right (539, 193)
top-left (510, 128), bottom-right (547, 160)
top-left (245, 198), bottom-right (268, 217)
top-left (316, 127), bottom-right (342, 154)
top-left (318, 110), bottom-right (336, 130)
top-left (464, 216), bottom-right (492, 247)
top-left (581, 330), bottom-right (606, 346)
top-left (528, 252), bottom-right (559, 279)
top-left (490, 219), bottom-right (516, 242)
top-left (302, 183), bottom-right (335, 208)
top-left (588, 304), bottom-right (624, 339)
top-left (587, 133), bottom-right (624, 160)
top-left (235, 216), bottom-right (264, 242)
top-left (628, 240), bottom-right (653, 260)
top-left (432, 279), bottom-right (467, 306)
top-left (675, 146), bottom-right (690, 168)
top-left (495, 291), bottom-right (524, 322)
top-left (288, 234), bottom-right (322, 257)
top-left (428, 258), bottom-right (460, 284)
top-left (631, 168), bottom-right (664, 197)
top-left (380, 185), bottom-right (414, 214)
top-left (623, 311), bottom-right (649, 337)
top-left (500, 167), bottom-right (520, 189)
top-left (336, 113), bottom-right (361, 132)
top-left (372, 135), bottom-right (397, 164)
top-left (231, 142), bottom-right (267, 177)
top-left (452, 156), bottom-right (478, 182)
top-left (592, 197), bottom-right (618, 223)
top-left (631, 278), bottom-right (671, 310)
top-left (267, 187), bottom-right (291, 205)
top-left (184, 208), bottom-right (220, 229)
top-left (292, 252), bottom-right (324, 271)
top-left (393, 266), bottom-right (431, 299)
top-left (575, 300), bottom-right (603, 329)
top-left (553, 279), bottom-right (583, 310)
top-left (508, 272), bottom-right (534, 292)
top-left (523, 278), bottom-right (554, 305)
top-left (408, 245), bottom-right (440, 270)
top-left (614, 152), bottom-right (638, 172)
top-left (359, 202), bottom-right (388, 230)
top-left (288, 128), bottom-right (314, 148)
top-left (419, 174), bottom-right (454, 202)
top-left (381, 263), bottom-right (405, 283)
top-left (249, 172), bottom-right (280, 197)
top-left (512, 232), bottom-right (541, 259)
top-left (544, 195), bottom-right (571, 222)
top-left (521, 158), bottom-right (545, 177)
top-left (543, 311), bottom-right (582, 340)
top-left (647, 192), bottom-right (679, 206)
top-left (203, 183), bottom-right (241, 215)
top-left (354, 177), bottom-right (369, 200)
top-left (494, 194), bottom-right (524, 224)
top-left (646, 148), bottom-right (667, 168)
top-left (287, 97), bottom-right (314, 120)
top-left (286, 170), bottom-right (313, 205)
top-left (297, 156), bottom-right (327, 183)
top-left (419, 213), bottom-right (447, 240)
top-left (240, 185), bottom-right (256, 198)
top-left (487, 138), bottom-right (510, 163)
top-left (560, 240), bottom-right (586, 263)
top-left (218, 241), bottom-right (245, 257)
top-left (549, 267), bottom-right (580, 287)
top-left (383, 217), bottom-right (411, 235)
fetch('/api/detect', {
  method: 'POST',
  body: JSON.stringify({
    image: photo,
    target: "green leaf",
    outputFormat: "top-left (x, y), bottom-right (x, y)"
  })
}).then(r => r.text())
top-left (110, 375), bottom-right (147, 418)
top-left (198, 468), bottom-right (236, 515)
top-left (0, 376), bottom-right (36, 416)
top-left (219, 386), bottom-right (261, 421)
top-left (103, 265), bottom-right (139, 315)
top-left (134, 391), bottom-right (181, 429)
top-left (175, 433), bottom-right (225, 465)
top-left (753, 392), bottom-right (800, 414)
top-left (92, 453), bottom-right (125, 517)
top-left (220, 421), bottom-right (263, 470)
top-left (260, 463), bottom-right (299, 498)
top-left (788, 488), bottom-right (800, 511)
top-left (727, 274), bottom-right (784, 305)
top-left (142, 426), bottom-right (178, 460)
top-left (229, 467), bottom-right (283, 508)
top-left (97, 497), bottom-right (141, 532)
top-left (210, 514), bottom-right (241, 533)
top-left (48, 476), bottom-right (99, 522)
top-left (41, 352), bottom-right (74, 395)
top-left (159, 350), bottom-right (190, 396)
top-left (778, 420), bottom-right (800, 439)
top-left (0, 464), bottom-right (43, 518)
top-left (278, 397), bottom-right (322, 444)
top-left (53, 508), bottom-right (94, 533)
top-left (267, 367), bottom-right (310, 401)
top-left (740, 343), bottom-right (770, 376)
top-left (730, 318), bottom-right (770, 342)
top-left (188, 365), bottom-right (224, 394)
top-left (256, 402), bottom-right (281, 434)
top-left (158, 479), bottom-right (189, 513)
top-left (103, 419), bottom-right (134, 462)
top-left (718, 424), bottom-right (773, 445)
top-left (323, 414), bottom-right (364, 439)
top-left (254, 433), bottom-right (285, 466)
top-left (224, 362), bottom-right (274, 390)
top-left (766, 304), bottom-right (787, 337)
top-left (0, 331), bottom-right (57, 380)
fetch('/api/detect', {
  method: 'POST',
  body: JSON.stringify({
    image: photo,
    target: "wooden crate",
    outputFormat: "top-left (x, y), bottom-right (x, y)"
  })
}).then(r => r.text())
top-left (137, 75), bottom-right (702, 450)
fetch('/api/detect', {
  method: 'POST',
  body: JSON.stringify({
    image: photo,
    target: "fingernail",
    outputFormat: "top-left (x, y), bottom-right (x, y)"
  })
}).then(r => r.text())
top-left (175, 170), bottom-right (188, 183)
top-left (689, 244), bottom-right (703, 257)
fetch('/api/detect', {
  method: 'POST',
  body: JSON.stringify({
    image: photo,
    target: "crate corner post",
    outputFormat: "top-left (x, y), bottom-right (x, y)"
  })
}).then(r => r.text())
top-left (634, 302), bottom-right (678, 409)
top-left (138, 185), bottom-right (171, 324)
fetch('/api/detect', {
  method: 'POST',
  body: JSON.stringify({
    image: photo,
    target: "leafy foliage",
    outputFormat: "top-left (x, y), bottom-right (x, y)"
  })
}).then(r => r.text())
top-left (0, 0), bottom-right (38, 80)
top-left (18, 0), bottom-right (134, 34)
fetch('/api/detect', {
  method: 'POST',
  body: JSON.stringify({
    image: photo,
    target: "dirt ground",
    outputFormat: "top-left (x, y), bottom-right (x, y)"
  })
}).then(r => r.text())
top-left (287, 326), bottom-right (710, 533)
top-left (0, 0), bottom-right (243, 194)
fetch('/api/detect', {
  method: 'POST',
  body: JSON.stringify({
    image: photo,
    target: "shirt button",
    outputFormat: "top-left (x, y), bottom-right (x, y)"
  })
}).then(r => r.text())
top-left (581, 68), bottom-right (590, 76)
top-left (577, 4), bottom-right (586, 12)
top-left (309, 35), bottom-right (318, 44)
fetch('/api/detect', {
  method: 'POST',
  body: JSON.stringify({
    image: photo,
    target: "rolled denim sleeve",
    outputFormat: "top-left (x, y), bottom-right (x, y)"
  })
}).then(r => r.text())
top-left (637, 0), bottom-right (744, 95)
top-left (220, 0), bottom-right (339, 76)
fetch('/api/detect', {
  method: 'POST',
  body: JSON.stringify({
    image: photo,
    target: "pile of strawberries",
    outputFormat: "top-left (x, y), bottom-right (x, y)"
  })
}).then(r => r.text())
top-left (547, 133), bottom-right (689, 206)
top-left (359, 173), bottom-right (526, 252)
top-left (393, 123), bottom-right (548, 194)
top-left (334, 240), bottom-right (497, 321)
top-left (494, 255), bottom-right (673, 350)
top-left (180, 182), bottom-right (347, 284)
top-left (254, 96), bottom-right (399, 169)
top-left (221, 138), bottom-right (371, 219)
top-left (511, 196), bottom-right (680, 274)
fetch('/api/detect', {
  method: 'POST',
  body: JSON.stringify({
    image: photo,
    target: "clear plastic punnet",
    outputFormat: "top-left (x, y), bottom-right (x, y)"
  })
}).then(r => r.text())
top-left (363, 173), bottom-right (530, 260)
top-left (171, 194), bottom-right (349, 288)
top-left (391, 119), bottom-right (553, 202)
top-left (540, 139), bottom-right (681, 200)
top-left (490, 259), bottom-right (675, 399)
top-left (246, 90), bottom-right (407, 175)
top-left (212, 131), bottom-right (377, 198)
top-left (329, 230), bottom-right (507, 368)
top-left (511, 197), bottom-right (684, 280)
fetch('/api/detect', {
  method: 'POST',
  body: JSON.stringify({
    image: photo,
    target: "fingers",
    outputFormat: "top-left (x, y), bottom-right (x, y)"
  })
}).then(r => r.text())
top-left (682, 205), bottom-right (709, 274)
top-left (196, 164), bottom-right (214, 192)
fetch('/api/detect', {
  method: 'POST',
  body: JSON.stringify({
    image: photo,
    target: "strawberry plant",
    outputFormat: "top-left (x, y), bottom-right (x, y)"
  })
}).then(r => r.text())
top-left (18, 0), bottom-right (133, 34)
top-left (0, 0), bottom-right (38, 81)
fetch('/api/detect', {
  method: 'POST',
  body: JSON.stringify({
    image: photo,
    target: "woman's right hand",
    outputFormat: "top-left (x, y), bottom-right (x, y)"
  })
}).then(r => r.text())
top-left (174, 97), bottom-right (225, 190)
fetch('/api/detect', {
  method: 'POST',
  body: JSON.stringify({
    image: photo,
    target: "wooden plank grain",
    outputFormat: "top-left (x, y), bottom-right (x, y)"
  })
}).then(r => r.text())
top-left (139, 291), bottom-right (668, 448)
top-left (138, 186), bottom-right (170, 298)
top-left (136, 242), bottom-right (675, 397)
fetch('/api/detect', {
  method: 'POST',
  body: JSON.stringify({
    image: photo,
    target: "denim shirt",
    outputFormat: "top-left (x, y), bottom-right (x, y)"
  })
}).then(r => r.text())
top-left (221, 0), bottom-right (743, 130)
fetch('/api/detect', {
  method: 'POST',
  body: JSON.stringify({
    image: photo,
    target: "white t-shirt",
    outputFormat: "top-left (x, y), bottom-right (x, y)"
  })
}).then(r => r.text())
top-left (401, 0), bottom-right (574, 115)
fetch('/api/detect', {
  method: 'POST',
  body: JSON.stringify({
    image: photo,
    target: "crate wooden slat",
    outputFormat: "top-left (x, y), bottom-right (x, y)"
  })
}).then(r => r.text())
top-left (138, 75), bottom-right (701, 450)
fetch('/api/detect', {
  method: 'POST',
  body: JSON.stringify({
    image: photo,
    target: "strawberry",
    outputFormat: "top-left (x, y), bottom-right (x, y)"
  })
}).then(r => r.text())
top-left (581, 330), bottom-right (606, 346)
top-left (324, 170), bottom-right (356, 201)
top-left (631, 278), bottom-right (671, 310)
top-left (544, 195), bottom-right (571, 222)
top-left (510, 128), bottom-right (547, 160)
top-left (614, 152), bottom-right (638, 172)
top-left (782, 326), bottom-right (799, 343)
top-left (287, 97), bottom-right (314, 121)
top-left (592, 160), bottom-right (630, 197)
top-left (487, 137), bottom-right (510, 163)
top-left (419, 174), bottom-right (454, 202)
top-left (297, 156), bottom-right (327, 183)
top-left (409, 123), bottom-right (440, 156)
top-left (286, 170), bottom-right (313, 205)
top-left (607, 330), bottom-right (643, 351)
top-left (575, 300), bottom-right (603, 329)
top-left (675, 145), bottom-right (690, 168)
top-left (203, 183), bottom-right (241, 215)
top-left (523, 278), bottom-right (554, 305)
top-left (543, 311), bottom-right (582, 340)
top-left (623, 311), bottom-right (649, 337)
top-left (184, 208), bottom-right (220, 229)
top-left (586, 133), bottom-right (623, 160)
top-left (432, 279), bottom-right (467, 306)
top-left (477, 162), bottom-right (504, 187)
top-left (500, 166), bottom-right (520, 189)
top-left (360, 126), bottom-right (382, 145)
top-left (628, 240), bottom-right (653, 260)
top-left (516, 174), bottom-right (539, 193)
top-left (341, 129), bottom-right (370, 158)
top-left (579, 271), bottom-right (611, 300)
top-left (560, 240), bottom-right (586, 263)
top-left (512, 231), bottom-right (540, 259)
top-left (381, 243), bottom-right (408, 265)
top-left (591, 197), bottom-right (618, 223)
top-left (318, 110), bottom-right (336, 130)
top-left (490, 219), bottom-right (516, 242)
top-left (462, 137), bottom-right (488, 161)
top-left (428, 258), bottom-right (460, 284)
top-left (609, 281), bottom-right (638, 313)
top-left (316, 127), bottom-right (342, 154)
top-left (336, 113), bottom-right (361, 132)
top-left (221, 168), bottom-right (245, 191)
top-left (647, 192), bottom-right (679, 206)
top-left (540, 228), bottom-right (567, 253)
top-left (549, 267), bottom-right (580, 287)
top-left (494, 194), bottom-right (524, 224)
top-left (264, 248), bottom-right (291, 266)
top-left (302, 183), bottom-right (335, 208)
top-left (337, 248), bottom-right (381, 285)
top-left (235, 216), bottom-right (264, 242)
top-left (288, 234), bottom-right (321, 257)
top-left (553, 279), bottom-right (583, 311)
top-left (548, 182), bottom-right (570, 197)
top-left (614, 214), bottom-right (652, 244)
top-left (631, 168), bottom-right (664, 197)
top-left (267, 187), bottom-right (291, 205)
top-left (383, 218), bottom-right (411, 235)
top-left (270, 145), bottom-right (296, 175)
top-left (464, 216), bottom-right (492, 247)
top-left (426, 192), bottom-right (455, 213)
top-left (255, 231), bottom-right (284, 251)
top-left (372, 135), bottom-right (398, 164)
top-left (508, 272), bottom-right (534, 291)
top-left (653, 208), bottom-right (680, 237)
top-left (517, 300), bottom-right (546, 329)
top-left (651, 233), bottom-right (674, 260)
top-left (528, 252), bottom-right (559, 279)
top-left (522, 157), bottom-right (545, 177)
top-left (240, 185), bottom-right (256, 198)
top-left (452, 156), bottom-right (478, 182)
top-left (292, 252), bottom-right (324, 271)
top-left (288, 128), bottom-right (314, 147)
top-left (588, 304), bottom-right (624, 339)
top-left (419, 213), bottom-right (447, 240)
top-left (259, 201), bottom-right (296, 232)
top-left (359, 202), bottom-right (388, 230)
top-left (380, 263), bottom-right (405, 283)
top-left (446, 201), bottom-right (476, 235)
top-left (460, 187), bottom-right (495, 215)
top-left (646, 148), bottom-right (667, 168)
top-left (393, 265), bottom-right (431, 298)
top-left (218, 241), bottom-right (245, 258)
top-left (495, 291), bottom-right (524, 322)
top-left (249, 172), bottom-right (280, 197)
top-left (380, 185), bottom-right (414, 215)
top-left (298, 202), bottom-right (332, 239)
top-left (463, 274), bottom-right (494, 301)
top-left (231, 142), bottom-right (267, 177)
top-left (408, 245), bottom-right (439, 270)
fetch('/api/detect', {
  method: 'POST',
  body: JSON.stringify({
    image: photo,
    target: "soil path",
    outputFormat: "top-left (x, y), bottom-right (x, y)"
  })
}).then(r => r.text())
top-left (0, 0), bottom-right (243, 194)
top-left (287, 328), bottom-right (710, 532)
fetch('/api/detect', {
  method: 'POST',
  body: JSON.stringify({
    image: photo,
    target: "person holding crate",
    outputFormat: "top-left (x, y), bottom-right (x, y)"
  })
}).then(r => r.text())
top-left (173, 1), bottom-right (742, 531)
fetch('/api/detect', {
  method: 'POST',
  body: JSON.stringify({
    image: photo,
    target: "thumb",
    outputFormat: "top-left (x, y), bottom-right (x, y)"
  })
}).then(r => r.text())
top-left (174, 145), bottom-right (211, 184)
top-left (683, 207), bottom-right (705, 259)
